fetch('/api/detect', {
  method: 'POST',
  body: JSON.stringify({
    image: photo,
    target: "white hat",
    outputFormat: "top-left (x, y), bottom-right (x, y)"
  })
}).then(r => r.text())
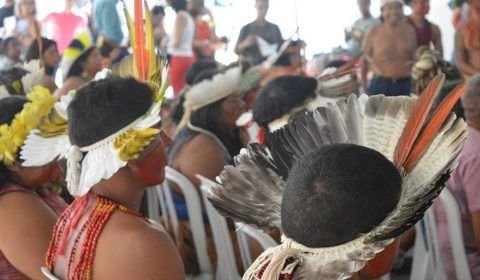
top-left (381, 0), bottom-right (404, 7)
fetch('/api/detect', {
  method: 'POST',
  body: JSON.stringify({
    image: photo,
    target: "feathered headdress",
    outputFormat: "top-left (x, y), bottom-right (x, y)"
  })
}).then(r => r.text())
top-left (0, 60), bottom-right (45, 99)
top-left (19, 91), bottom-right (73, 167)
top-left (208, 74), bottom-right (468, 279)
top-left (64, 0), bottom-right (168, 196)
top-left (0, 86), bottom-right (57, 165)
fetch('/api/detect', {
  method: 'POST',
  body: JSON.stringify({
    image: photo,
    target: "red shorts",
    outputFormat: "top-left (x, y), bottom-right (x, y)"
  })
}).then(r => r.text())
top-left (169, 55), bottom-right (195, 98)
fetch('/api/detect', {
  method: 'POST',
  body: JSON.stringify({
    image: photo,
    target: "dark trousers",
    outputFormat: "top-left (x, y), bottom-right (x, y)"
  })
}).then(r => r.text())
top-left (368, 75), bottom-right (411, 96)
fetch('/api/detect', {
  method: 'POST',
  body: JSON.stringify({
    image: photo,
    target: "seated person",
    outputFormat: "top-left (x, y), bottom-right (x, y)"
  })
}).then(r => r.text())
top-left (169, 66), bottom-right (248, 274)
top-left (0, 89), bottom-right (68, 279)
top-left (55, 31), bottom-right (102, 97)
top-left (252, 75), bottom-right (318, 142)
top-left (208, 81), bottom-right (467, 279)
top-left (25, 37), bottom-right (60, 92)
top-left (434, 75), bottom-right (480, 279)
top-left (45, 77), bottom-right (184, 279)
top-left (0, 36), bottom-right (21, 70)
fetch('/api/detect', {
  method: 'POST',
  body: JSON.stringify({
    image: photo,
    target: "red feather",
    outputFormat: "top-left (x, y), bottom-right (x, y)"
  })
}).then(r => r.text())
top-left (134, 0), bottom-right (147, 81)
top-left (404, 82), bottom-right (466, 172)
top-left (393, 74), bottom-right (445, 168)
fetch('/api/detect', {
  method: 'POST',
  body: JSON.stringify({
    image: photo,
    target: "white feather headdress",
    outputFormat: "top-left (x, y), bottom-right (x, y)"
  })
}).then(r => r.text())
top-left (208, 75), bottom-right (468, 279)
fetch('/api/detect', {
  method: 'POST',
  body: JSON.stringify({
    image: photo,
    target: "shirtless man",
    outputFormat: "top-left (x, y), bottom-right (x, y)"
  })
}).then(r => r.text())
top-left (456, 0), bottom-right (480, 78)
top-left (362, 0), bottom-right (417, 96)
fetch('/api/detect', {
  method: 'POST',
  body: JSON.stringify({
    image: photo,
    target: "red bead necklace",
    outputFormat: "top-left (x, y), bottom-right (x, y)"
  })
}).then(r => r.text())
top-left (45, 193), bottom-right (148, 280)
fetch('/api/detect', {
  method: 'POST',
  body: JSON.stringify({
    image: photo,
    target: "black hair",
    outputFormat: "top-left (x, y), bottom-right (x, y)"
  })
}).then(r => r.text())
top-left (190, 98), bottom-right (244, 159)
top-left (253, 75), bottom-right (317, 127)
top-left (68, 76), bottom-right (153, 147)
top-left (0, 37), bottom-right (18, 56)
top-left (185, 59), bottom-right (218, 86)
top-left (170, 60), bottom-right (219, 125)
top-left (151, 5), bottom-right (165, 16)
top-left (281, 144), bottom-right (402, 248)
top-left (170, 0), bottom-right (187, 12)
top-left (67, 47), bottom-right (95, 79)
top-left (0, 67), bottom-right (29, 95)
top-left (275, 40), bottom-right (302, 67)
top-left (25, 37), bottom-right (57, 75)
top-left (0, 96), bottom-right (28, 187)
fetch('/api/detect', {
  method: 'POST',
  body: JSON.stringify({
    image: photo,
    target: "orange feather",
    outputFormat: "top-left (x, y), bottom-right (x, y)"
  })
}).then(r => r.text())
top-left (134, 0), bottom-right (147, 81)
top-left (393, 74), bottom-right (445, 168)
top-left (404, 82), bottom-right (467, 172)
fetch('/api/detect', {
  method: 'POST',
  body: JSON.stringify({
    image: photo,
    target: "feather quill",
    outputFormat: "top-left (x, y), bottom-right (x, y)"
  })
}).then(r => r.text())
top-left (393, 74), bottom-right (445, 168)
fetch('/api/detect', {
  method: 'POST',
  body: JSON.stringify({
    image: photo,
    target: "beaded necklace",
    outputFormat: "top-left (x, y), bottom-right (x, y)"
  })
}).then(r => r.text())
top-left (46, 193), bottom-right (148, 280)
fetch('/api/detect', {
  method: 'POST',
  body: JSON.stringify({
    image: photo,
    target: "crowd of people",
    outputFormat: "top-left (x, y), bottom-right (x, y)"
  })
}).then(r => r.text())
top-left (0, 0), bottom-right (479, 279)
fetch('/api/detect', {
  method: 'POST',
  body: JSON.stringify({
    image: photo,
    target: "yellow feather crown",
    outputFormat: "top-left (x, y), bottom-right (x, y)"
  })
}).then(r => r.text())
top-left (0, 86), bottom-right (57, 165)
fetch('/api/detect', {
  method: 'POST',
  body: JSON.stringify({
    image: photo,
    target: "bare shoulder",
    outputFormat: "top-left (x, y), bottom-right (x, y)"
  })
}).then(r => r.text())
top-left (182, 133), bottom-right (225, 159)
top-left (94, 212), bottom-right (185, 279)
top-left (54, 77), bottom-right (86, 97)
top-left (366, 24), bottom-right (380, 38)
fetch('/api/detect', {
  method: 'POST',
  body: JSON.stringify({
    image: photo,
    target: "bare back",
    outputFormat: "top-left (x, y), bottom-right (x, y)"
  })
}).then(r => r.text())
top-left (456, 26), bottom-right (480, 76)
top-left (364, 22), bottom-right (417, 78)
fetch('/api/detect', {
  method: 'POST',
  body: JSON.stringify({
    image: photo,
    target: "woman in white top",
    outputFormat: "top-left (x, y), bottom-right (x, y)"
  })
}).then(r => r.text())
top-left (168, 0), bottom-right (195, 97)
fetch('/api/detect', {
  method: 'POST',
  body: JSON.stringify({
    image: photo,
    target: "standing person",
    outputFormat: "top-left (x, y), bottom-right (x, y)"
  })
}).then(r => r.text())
top-left (14, 0), bottom-right (39, 50)
top-left (456, 0), bottom-right (480, 78)
top-left (93, 0), bottom-right (123, 48)
top-left (188, 0), bottom-right (225, 59)
top-left (0, 0), bottom-right (15, 30)
top-left (41, 0), bottom-right (86, 54)
top-left (151, 5), bottom-right (167, 52)
top-left (25, 38), bottom-right (60, 92)
top-left (0, 89), bottom-right (68, 279)
top-left (362, 0), bottom-right (417, 96)
top-left (54, 31), bottom-right (102, 97)
top-left (167, 0), bottom-right (195, 97)
top-left (170, 67), bottom-right (247, 274)
top-left (235, 0), bottom-right (283, 66)
top-left (345, 0), bottom-right (380, 57)
top-left (405, 0), bottom-right (443, 55)
top-left (435, 75), bottom-right (480, 279)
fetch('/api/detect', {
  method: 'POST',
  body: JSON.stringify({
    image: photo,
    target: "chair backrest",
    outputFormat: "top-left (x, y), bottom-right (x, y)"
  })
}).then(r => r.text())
top-left (411, 187), bottom-right (472, 280)
top-left (197, 174), bottom-right (241, 280)
top-left (154, 167), bottom-right (213, 275)
top-left (41, 267), bottom-right (60, 280)
top-left (438, 188), bottom-right (472, 280)
top-left (236, 223), bottom-right (277, 269)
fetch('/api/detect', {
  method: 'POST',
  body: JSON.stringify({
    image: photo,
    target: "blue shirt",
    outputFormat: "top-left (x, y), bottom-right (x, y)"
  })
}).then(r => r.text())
top-left (93, 0), bottom-right (123, 44)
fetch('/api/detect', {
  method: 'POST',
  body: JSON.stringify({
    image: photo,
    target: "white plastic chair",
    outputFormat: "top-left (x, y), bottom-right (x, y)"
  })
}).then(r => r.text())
top-left (41, 266), bottom-right (60, 280)
top-left (153, 167), bottom-right (213, 279)
top-left (411, 188), bottom-right (472, 280)
top-left (197, 174), bottom-right (241, 280)
top-left (438, 188), bottom-right (472, 280)
top-left (236, 223), bottom-right (277, 269)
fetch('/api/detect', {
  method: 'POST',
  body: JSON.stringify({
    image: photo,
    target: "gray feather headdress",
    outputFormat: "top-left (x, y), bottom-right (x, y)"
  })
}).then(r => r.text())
top-left (208, 74), bottom-right (468, 279)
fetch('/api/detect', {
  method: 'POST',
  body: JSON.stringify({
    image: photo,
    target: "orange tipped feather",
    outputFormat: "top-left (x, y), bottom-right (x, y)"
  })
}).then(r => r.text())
top-left (393, 74), bottom-right (445, 168)
top-left (404, 82), bottom-right (467, 172)
top-left (134, 0), bottom-right (148, 81)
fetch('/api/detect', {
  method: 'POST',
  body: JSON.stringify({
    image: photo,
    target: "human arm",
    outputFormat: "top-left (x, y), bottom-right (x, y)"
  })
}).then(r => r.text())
top-left (432, 24), bottom-right (443, 57)
top-left (235, 25), bottom-right (256, 55)
top-left (175, 134), bottom-right (228, 188)
top-left (460, 155), bottom-right (480, 251)
top-left (96, 217), bottom-right (185, 279)
top-left (54, 77), bottom-right (86, 97)
top-left (171, 12), bottom-right (188, 49)
top-left (361, 27), bottom-right (375, 91)
top-left (0, 191), bottom-right (58, 280)
top-left (455, 28), bottom-right (480, 77)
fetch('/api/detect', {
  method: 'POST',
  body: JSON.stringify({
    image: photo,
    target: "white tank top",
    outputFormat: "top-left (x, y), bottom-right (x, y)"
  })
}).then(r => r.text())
top-left (168, 11), bottom-right (194, 57)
